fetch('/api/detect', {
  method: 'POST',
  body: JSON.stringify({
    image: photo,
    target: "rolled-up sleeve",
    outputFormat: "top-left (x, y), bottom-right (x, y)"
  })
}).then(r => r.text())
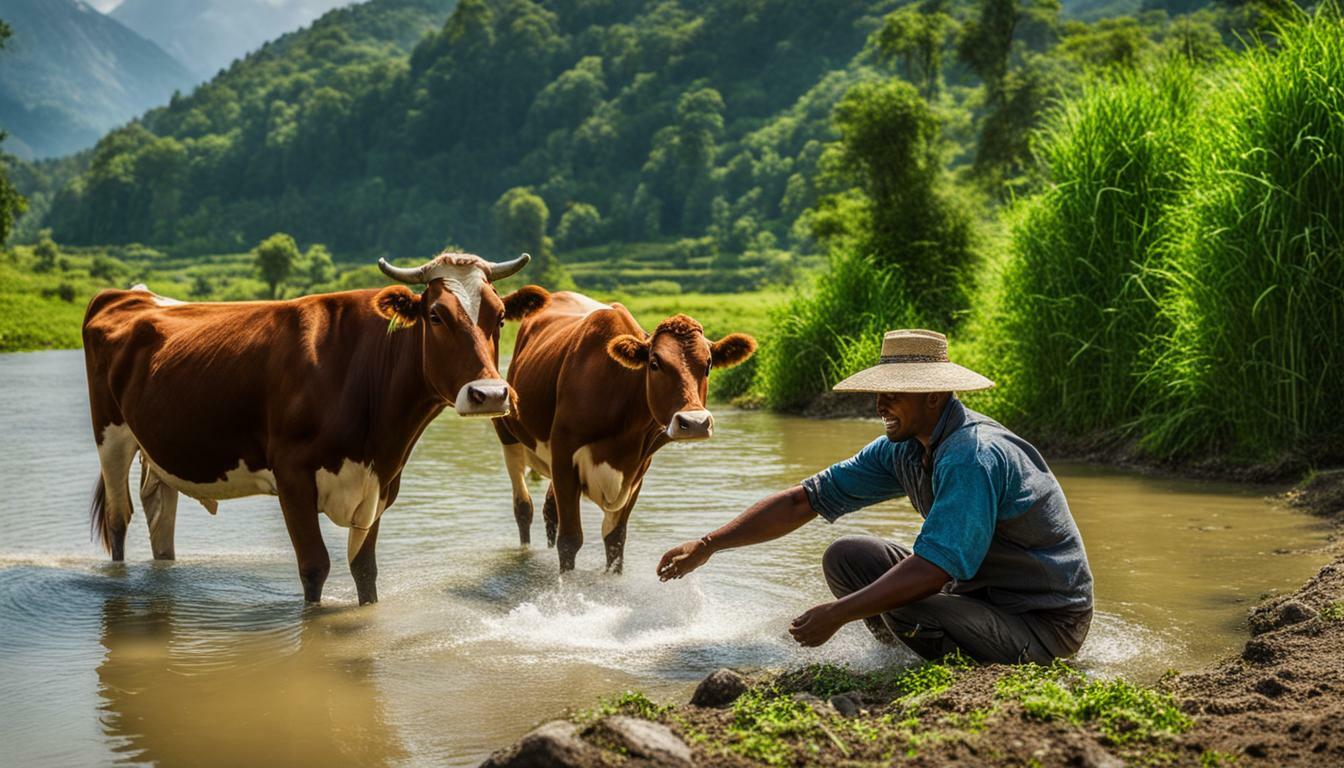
top-left (913, 449), bottom-right (1001, 581)
top-left (800, 436), bottom-right (906, 522)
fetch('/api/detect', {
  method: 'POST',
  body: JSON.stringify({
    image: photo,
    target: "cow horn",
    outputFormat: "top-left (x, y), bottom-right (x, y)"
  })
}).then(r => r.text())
top-left (488, 253), bottom-right (530, 281)
top-left (378, 258), bottom-right (426, 284)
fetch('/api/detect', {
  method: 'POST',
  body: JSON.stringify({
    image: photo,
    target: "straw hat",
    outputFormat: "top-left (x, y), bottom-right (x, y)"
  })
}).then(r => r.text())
top-left (832, 329), bottom-right (995, 393)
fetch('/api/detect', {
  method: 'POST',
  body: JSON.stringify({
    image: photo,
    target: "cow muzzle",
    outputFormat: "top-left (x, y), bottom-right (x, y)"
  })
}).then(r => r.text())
top-left (666, 409), bottom-right (713, 440)
top-left (454, 378), bottom-right (511, 417)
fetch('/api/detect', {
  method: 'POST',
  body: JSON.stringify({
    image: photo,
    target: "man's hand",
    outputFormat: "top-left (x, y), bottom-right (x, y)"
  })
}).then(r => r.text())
top-left (789, 602), bottom-right (848, 647)
top-left (657, 539), bottom-right (711, 581)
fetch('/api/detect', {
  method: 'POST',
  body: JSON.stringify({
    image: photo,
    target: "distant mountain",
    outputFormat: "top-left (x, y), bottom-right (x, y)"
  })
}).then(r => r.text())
top-left (0, 0), bottom-right (195, 159)
top-left (111, 0), bottom-right (355, 80)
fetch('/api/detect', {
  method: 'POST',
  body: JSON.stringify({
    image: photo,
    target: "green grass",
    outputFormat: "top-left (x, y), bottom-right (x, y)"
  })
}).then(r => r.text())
top-left (975, 61), bottom-right (1198, 437)
top-left (1142, 10), bottom-right (1344, 460)
top-left (995, 661), bottom-right (1193, 744)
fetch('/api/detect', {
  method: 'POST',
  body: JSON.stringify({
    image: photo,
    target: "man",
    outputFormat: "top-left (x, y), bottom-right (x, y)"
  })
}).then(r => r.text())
top-left (657, 329), bottom-right (1092, 664)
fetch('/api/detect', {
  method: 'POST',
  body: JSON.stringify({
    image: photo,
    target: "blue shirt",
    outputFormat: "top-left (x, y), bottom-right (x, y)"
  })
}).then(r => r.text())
top-left (801, 397), bottom-right (1093, 613)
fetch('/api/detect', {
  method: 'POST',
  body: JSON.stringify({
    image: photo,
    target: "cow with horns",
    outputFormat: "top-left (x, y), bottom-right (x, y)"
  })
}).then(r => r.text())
top-left (493, 291), bottom-right (757, 571)
top-left (82, 252), bottom-right (550, 604)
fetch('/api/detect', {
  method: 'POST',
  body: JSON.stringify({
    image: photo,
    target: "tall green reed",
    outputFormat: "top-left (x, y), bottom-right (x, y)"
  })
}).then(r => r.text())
top-left (983, 63), bottom-right (1198, 436)
top-left (1142, 11), bottom-right (1344, 459)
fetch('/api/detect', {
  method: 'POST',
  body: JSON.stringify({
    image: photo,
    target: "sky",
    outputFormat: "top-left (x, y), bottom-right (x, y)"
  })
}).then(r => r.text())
top-left (87, 0), bottom-right (124, 10)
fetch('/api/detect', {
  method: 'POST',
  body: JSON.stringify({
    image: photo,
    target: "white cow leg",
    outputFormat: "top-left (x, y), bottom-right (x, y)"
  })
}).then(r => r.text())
top-left (96, 425), bottom-right (139, 561)
top-left (502, 442), bottom-right (534, 546)
top-left (139, 459), bottom-right (179, 560)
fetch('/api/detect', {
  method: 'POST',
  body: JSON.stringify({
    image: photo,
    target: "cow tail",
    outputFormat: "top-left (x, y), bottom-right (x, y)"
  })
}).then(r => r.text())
top-left (90, 474), bottom-right (111, 554)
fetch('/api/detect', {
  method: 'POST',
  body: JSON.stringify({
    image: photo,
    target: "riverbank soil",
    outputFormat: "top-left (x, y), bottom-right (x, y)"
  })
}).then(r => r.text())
top-left (481, 472), bottom-right (1344, 767)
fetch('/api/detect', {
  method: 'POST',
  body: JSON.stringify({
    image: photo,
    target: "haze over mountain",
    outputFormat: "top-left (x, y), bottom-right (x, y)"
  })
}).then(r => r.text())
top-left (0, 0), bottom-right (195, 159)
top-left (110, 0), bottom-right (355, 80)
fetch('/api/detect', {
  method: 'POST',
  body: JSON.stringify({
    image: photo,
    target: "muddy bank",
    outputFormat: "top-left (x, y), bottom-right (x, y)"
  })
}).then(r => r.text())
top-left (481, 472), bottom-right (1344, 767)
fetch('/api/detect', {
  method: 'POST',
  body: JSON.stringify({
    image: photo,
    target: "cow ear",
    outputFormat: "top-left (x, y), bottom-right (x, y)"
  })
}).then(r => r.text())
top-left (606, 334), bottom-right (649, 369)
top-left (502, 285), bottom-right (550, 321)
top-left (373, 285), bottom-right (421, 328)
top-left (711, 333), bottom-right (757, 369)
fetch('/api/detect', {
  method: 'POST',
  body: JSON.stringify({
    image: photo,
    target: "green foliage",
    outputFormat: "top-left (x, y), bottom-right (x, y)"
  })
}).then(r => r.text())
top-left (759, 249), bottom-right (920, 409)
top-left (494, 186), bottom-right (571, 289)
top-left (871, 1), bottom-right (959, 99)
top-left (780, 655), bottom-right (972, 702)
top-left (33, 231), bottom-right (60, 273)
top-left (253, 232), bottom-right (300, 298)
top-left (995, 662), bottom-right (1193, 744)
top-left (817, 79), bottom-right (980, 327)
top-left (983, 63), bottom-right (1196, 435)
top-left (0, 19), bottom-right (26, 247)
top-left (555, 202), bottom-right (603, 250)
top-left (1143, 10), bottom-right (1344, 459)
top-left (581, 690), bottom-right (672, 723)
top-left (1320, 601), bottom-right (1344, 622)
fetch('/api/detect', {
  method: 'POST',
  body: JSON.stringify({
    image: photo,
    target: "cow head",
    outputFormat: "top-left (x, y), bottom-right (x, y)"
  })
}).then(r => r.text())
top-left (606, 314), bottom-right (756, 440)
top-left (373, 252), bottom-right (542, 418)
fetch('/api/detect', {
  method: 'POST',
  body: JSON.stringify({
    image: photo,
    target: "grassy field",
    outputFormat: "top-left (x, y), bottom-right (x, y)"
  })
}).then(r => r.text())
top-left (0, 243), bottom-right (787, 365)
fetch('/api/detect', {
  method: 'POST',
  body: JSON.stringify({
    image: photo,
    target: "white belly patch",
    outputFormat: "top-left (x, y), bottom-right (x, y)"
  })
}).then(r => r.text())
top-left (147, 457), bottom-right (278, 504)
top-left (573, 444), bottom-right (631, 514)
top-left (315, 460), bottom-right (382, 530)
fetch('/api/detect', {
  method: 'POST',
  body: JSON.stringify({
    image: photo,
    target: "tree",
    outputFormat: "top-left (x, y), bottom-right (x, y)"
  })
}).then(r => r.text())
top-left (871, 1), bottom-right (959, 100)
top-left (254, 232), bottom-right (300, 298)
top-left (90, 253), bottom-right (127, 284)
top-left (0, 19), bottom-right (27, 246)
top-left (493, 187), bottom-right (571, 288)
top-left (299, 243), bottom-right (335, 291)
top-left (555, 203), bottom-right (602, 250)
top-left (814, 80), bottom-right (978, 326)
top-left (33, 231), bottom-right (59, 273)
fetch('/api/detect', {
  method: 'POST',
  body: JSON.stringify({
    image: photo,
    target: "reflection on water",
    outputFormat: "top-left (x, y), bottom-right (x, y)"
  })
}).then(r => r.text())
top-left (0, 350), bottom-right (1332, 766)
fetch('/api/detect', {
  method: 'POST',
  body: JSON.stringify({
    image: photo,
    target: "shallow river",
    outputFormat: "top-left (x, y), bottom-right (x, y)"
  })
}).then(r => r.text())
top-left (0, 350), bottom-right (1331, 767)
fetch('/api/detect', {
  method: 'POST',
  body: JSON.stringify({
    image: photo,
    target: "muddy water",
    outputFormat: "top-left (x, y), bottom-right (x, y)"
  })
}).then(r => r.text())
top-left (0, 349), bottom-right (1330, 767)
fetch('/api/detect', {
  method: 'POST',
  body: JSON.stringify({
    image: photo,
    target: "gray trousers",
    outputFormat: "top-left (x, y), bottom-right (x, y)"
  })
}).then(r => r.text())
top-left (822, 535), bottom-right (1091, 664)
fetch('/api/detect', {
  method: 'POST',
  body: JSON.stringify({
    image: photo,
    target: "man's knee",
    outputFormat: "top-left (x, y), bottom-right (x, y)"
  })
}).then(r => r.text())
top-left (822, 535), bottom-right (902, 597)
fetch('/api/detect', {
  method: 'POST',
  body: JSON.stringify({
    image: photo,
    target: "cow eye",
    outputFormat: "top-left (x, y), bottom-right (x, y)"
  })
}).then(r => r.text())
top-left (649, 357), bottom-right (661, 371)
top-left (429, 310), bottom-right (444, 325)
top-left (498, 317), bottom-right (505, 328)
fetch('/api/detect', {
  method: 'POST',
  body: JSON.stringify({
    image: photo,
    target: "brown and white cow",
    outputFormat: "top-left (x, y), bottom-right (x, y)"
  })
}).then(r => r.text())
top-left (493, 291), bottom-right (756, 572)
top-left (82, 252), bottom-right (550, 604)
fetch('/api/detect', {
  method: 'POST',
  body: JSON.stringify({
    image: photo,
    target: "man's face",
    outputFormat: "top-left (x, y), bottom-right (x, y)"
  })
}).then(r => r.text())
top-left (876, 392), bottom-right (945, 442)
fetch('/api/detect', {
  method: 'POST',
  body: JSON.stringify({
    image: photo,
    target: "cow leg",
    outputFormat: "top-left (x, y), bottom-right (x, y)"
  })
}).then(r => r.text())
top-left (552, 467), bottom-right (583, 572)
top-left (602, 481), bottom-right (642, 575)
top-left (277, 474), bottom-right (329, 604)
top-left (139, 458), bottom-right (178, 561)
top-left (95, 425), bottom-right (138, 561)
top-left (542, 484), bottom-right (558, 548)
top-left (349, 517), bottom-right (381, 605)
top-left (502, 442), bottom-right (533, 546)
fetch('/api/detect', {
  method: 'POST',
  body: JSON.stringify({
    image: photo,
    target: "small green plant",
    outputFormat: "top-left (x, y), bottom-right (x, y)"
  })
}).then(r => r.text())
top-left (996, 662), bottom-right (1193, 744)
top-left (581, 690), bottom-right (671, 723)
top-left (1200, 749), bottom-right (1239, 767)
top-left (1320, 601), bottom-right (1344, 622)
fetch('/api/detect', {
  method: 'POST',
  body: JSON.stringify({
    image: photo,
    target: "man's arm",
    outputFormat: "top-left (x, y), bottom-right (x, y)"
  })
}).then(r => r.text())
top-left (656, 485), bottom-right (816, 580)
top-left (788, 554), bottom-right (949, 646)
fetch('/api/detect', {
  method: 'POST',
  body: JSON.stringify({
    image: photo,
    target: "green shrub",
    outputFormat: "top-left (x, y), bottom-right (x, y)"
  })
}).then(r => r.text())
top-left (981, 62), bottom-right (1197, 436)
top-left (1143, 11), bottom-right (1344, 459)
top-left (757, 249), bottom-right (919, 409)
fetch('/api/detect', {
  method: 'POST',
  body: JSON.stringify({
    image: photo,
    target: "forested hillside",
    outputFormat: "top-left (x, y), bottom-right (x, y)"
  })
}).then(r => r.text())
top-left (42, 0), bottom-right (890, 264)
top-left (0, 0), bottom-right (195, 158)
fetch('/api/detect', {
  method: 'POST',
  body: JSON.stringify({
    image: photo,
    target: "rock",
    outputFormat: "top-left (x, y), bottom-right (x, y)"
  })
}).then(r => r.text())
top-left (829, 692), bottom-right (861, 718)
top-left (1078, 743), bottom-right (1125, 768)
top-left (480, 720), bottom-right (600, 768)
top-left (1254, 676), bottom-right (1292, 698)
top-left (1278, 600), bottom-right (1318, 626)
top-left (595, 716), bottom-right (692, 766)
top-left (790, 691), bottom-right (829, 712)
top-left (690, 668), bottom-right (748, 707)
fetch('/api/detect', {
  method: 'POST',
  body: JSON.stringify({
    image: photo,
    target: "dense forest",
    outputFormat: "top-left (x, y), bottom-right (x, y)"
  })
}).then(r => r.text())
top-left (21, 0), bottom-right (1263, 273)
